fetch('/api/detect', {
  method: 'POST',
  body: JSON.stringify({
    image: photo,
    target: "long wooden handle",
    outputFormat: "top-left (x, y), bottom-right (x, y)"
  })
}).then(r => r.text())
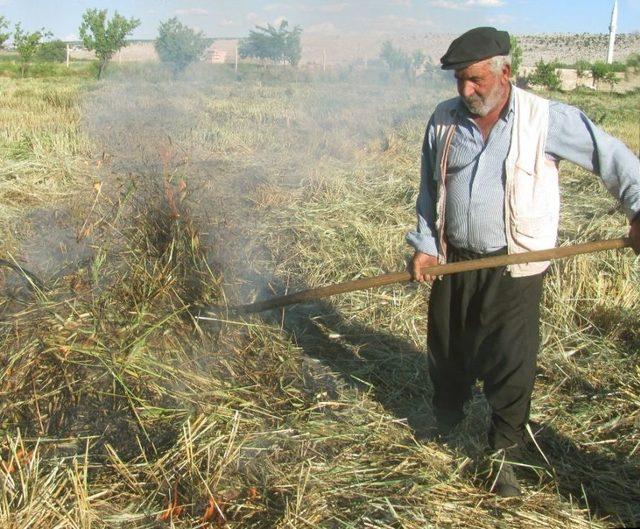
top-left (228, 238), bottom-right (631, 314)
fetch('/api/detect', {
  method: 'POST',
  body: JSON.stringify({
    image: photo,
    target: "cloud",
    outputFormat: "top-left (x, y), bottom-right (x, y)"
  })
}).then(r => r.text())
top-left (247, 12), bottom-right (287, 26)
top-left (316, 3), bottom-right (350, 12)
top-left (218, 19), bottom-right (239, 27)
top-left (391, 0), bottom-right (413, 6)
top-left (64, 33), bottom-right (78, 41)
top-left (262, 0), bottom-right (348, 13)
top-left (173, 8), bottom-right (210, 16)
top-left (266, 2), bottom-right (349, 13)
top-left (486, 13), bottom-right (514, 24)
top-left (366, 14), bottom-right (433, 31)
top-left (429, 0), bottom-right (504, 8)
top-left (246, 11), bottom-right (263, 24)
top-left (305, 21), bottom-right (340, 34)
top-left (264, 3), bottom-right (288, 11)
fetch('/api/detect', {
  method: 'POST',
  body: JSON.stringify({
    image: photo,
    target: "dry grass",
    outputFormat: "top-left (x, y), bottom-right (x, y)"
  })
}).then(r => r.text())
top-left (1, 66), bottom-right (639, 527)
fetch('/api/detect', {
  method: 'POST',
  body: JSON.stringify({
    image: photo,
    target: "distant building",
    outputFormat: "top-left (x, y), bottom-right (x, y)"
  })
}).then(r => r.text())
top-left (205, 47), bottom-right (228, 64)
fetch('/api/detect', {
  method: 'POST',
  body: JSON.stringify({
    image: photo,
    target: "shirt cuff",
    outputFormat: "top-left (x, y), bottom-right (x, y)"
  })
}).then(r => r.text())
top-left (406, 230), bottom-right (438, 256)
top-left (622, 187), bottom-right (640, 221)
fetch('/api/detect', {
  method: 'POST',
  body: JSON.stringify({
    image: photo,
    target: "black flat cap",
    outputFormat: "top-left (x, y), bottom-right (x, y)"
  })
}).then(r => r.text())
top-left (440, 27), bottom-right (510, 70)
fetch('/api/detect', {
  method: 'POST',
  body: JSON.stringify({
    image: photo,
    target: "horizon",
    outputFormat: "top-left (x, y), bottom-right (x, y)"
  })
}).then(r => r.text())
top-left (0, 1), bottom-right (638, 42)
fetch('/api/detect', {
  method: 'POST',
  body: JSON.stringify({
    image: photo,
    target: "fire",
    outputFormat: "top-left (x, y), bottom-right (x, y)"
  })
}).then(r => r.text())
top-left (1, 448), bottom-right (33, 474)
top-left (157, 481), bottom-right (184, 522)
top-left (201, 495), bottom-right (226, 525)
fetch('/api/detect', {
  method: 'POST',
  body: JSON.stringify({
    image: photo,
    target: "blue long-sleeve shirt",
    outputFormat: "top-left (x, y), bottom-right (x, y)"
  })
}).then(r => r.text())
top-left (406, 89), bottom-right (640, 256)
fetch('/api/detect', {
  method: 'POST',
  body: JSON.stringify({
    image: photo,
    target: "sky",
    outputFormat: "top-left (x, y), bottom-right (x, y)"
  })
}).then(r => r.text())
top-left (0, 0), bottom-right (638, 41)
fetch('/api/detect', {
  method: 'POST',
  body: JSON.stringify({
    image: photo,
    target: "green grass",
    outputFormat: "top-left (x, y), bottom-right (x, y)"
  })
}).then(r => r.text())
top-left (0, 68), bottom-right (639, 528)
top-left (0, 54), bottom-right (96, 78)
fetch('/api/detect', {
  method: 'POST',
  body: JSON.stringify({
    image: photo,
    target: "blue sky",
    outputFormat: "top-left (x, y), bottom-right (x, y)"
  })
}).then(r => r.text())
top-left (1, 1), bottom-right (638, 40)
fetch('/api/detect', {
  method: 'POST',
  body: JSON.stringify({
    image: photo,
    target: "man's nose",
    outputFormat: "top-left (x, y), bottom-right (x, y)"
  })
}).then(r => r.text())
top-left (459, 81), bottom-right (475, 98)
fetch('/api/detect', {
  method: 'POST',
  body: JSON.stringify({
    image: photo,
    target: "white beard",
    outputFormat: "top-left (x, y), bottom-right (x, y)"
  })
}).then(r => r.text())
top-left (462, 83), bottom-right (506, 117)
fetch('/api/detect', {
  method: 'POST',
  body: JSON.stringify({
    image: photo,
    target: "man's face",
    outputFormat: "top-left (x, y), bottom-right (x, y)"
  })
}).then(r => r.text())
top-left (455, 59), bottom-right (510, 117)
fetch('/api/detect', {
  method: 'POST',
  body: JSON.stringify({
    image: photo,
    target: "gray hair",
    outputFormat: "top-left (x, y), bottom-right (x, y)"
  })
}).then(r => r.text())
top-left (490, 54), bottom-right (512, 73)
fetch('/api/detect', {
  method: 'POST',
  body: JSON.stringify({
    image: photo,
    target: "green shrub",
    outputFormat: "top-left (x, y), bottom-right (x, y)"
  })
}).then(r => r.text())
top-left (527, 59), bottom-right (561, 90)
top-left (575, 59), bottom-right (590, 77)
top-left (626, 53), bottom-right (640, 68)
top-left (36, 39), bottom-right (67, 62)
top-left (510, 35), bottom-right (523, 77)
top-left (591, 61), bottom-right (622, 89)
top-left (155, 17), bottom-right (208, 76)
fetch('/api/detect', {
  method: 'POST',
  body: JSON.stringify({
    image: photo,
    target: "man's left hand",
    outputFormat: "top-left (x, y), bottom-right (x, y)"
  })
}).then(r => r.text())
top-left (630, 215), bottom-right (640, 254)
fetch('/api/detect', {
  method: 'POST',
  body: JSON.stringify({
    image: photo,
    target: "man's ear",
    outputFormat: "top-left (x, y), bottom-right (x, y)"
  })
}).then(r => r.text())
top-left (503, 63), bottom-right (512, 82)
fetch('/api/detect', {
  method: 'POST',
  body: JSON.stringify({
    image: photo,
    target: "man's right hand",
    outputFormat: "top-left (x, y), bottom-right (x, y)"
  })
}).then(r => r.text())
top-left (409, 251), bottom-right (439, 282)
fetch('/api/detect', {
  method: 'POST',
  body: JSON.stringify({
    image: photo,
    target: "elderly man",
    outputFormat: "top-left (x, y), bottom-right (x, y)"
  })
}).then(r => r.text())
top-left (406, 27), bottom-right (640, 497)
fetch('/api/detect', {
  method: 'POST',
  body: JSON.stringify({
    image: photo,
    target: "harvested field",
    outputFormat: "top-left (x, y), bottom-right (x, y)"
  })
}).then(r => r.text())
top-left (0, 65), bottom-right (639, 528)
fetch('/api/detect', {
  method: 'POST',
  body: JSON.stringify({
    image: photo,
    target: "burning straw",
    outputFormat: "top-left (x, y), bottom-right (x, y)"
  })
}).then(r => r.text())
top-left (1, 70), bottom-right (638, 528)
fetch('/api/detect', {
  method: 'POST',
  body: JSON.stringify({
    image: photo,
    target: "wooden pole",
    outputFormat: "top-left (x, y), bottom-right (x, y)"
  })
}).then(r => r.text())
top-left (66, 44), bottom-right (70, 68)
top-left (322, 50), bottom-right (326, 73)
top-left (235, 46), bottom-right (238, 73)
top-left (220, 238), bottom-right (631, 314)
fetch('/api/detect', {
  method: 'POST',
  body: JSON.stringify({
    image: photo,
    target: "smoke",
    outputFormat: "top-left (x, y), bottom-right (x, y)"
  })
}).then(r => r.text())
top-left (0, 56), bottom-right (455, 473)
top-left (77, 62), bottom-right (450, 307)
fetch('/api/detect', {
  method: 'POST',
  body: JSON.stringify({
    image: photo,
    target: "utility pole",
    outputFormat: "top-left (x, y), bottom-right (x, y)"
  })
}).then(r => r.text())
top-left (66, 44), bottom-right (70, 68)
top-left (607, 0), bottom-right (618, 64)
top-left (235, 45), bottom-right (238, 73)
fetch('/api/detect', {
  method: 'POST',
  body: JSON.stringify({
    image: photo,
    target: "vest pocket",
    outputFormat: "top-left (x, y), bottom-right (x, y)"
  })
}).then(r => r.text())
top-left (514, 216), bottom-right (553, 238)
top-left (510, 162), bottom-right (559, 244)
top-left (512, 163), bottom-right (557, 217)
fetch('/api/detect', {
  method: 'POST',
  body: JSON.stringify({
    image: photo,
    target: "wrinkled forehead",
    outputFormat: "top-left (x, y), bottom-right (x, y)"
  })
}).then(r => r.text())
top-left (454, 58), bottom-right (495, 80)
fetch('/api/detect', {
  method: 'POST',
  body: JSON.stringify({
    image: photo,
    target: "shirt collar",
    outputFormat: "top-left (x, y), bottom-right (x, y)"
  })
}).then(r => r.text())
top-left (451, 83), bottom-right (515, 122)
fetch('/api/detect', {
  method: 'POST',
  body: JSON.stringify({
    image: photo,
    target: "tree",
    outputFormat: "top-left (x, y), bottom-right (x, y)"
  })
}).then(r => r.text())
top-left (13, 23), bottom-right (51, 76)
top-left (527, 59), bottom-right (561, 91)
top-left (626, 53), bottom-right (640, 69)
top-left (380, 42), bottom-right (427, 79)
top-left (284, 23), bottom-right (302, 67)
top-left (239, 20), bottom-right (302, 66)
top-left (412, 49), bottom-right (426, 72)
top-left (0, 16), bottom-right (10, 49)
top-left (79, 8), bottom-right (140, 79)
top-left (590, 60), bottom-right (608, 86)
top-left (155, 17), bottom-right (208, 76)
top-left (509, 36), bottom-right (522, 78)
top-left (603, 70), bottom-right (619, 90)
top-left (380, 40), bottom-right (410, 71)
top-left (590, 61), bottom-right (620, 90)
top-left (575, 59), bottom-right (590, 78)
top-left (36, 39), bottom-right (67, 62)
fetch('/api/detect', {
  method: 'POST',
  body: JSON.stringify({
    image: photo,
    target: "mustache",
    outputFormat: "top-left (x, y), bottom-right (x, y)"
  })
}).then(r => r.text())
top-left (464, 95), bottom-right (482, 104)
top-left (462, 94), bottom-right (488, 115)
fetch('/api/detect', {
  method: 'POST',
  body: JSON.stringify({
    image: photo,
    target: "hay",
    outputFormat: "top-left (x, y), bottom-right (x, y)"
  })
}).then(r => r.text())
top-left (1, 69), bottom-right (639, 527)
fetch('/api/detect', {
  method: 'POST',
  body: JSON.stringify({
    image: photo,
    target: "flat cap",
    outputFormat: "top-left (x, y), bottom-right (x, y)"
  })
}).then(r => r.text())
top-left (440, 27), bottom-right (510, 70)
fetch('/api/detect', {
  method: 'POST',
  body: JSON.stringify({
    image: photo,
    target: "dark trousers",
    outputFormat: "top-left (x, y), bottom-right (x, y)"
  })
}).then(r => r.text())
top-left (427, 246), bottom-right (544, 450)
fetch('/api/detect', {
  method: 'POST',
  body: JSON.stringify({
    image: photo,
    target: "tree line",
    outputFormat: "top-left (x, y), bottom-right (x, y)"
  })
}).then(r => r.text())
top-left (378, 36), bottom-right (522, 80)
top-left (0, 10), bottom-right (303, 78)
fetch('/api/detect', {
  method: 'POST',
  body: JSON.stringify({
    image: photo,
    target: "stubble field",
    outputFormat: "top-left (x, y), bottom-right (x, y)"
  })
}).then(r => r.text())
top-left (0, 63), bottom-right (639, 528)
